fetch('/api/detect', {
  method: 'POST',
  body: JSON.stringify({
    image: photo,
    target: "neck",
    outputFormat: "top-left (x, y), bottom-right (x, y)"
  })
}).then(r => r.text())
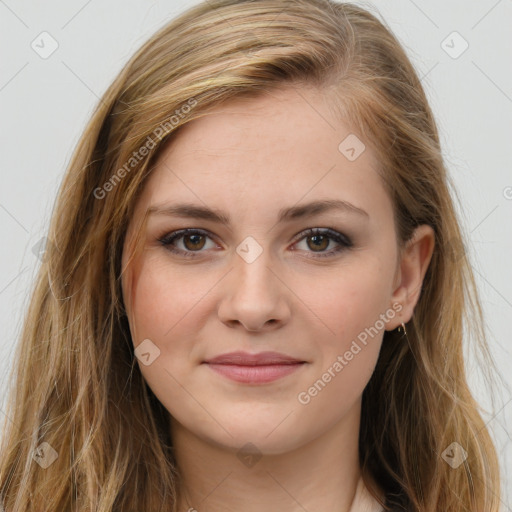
top-left (171, 400), bottom-right (364, 512)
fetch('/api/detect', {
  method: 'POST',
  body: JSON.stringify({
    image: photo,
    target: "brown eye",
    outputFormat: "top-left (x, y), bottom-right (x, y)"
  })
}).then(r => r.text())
top-left (293, 228), bottom-right (353, 258)
top-left (306, 234), bottom-right (330, 252)
top-left (158, 229), bottom-right (218, 258)
top-left (183, 233), bottom-right (206, 251)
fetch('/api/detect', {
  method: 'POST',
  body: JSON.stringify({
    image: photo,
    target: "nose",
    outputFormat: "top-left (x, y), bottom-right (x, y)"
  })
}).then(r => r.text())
top-left (217, 245), bottom-right (291, 332)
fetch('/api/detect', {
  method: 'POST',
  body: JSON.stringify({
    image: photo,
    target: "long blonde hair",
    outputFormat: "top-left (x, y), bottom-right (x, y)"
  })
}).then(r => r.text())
top-left (0, 1), bottom-right (500, 510)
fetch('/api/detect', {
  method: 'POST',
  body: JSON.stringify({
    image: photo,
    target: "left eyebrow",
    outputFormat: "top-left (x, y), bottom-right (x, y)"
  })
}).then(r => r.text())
top-left (147, 198), bottom-right (370, 226)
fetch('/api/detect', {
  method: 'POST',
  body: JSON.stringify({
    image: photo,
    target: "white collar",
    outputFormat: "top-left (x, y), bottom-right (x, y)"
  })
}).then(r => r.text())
top-left (347, 476), bottom-right (385, 512)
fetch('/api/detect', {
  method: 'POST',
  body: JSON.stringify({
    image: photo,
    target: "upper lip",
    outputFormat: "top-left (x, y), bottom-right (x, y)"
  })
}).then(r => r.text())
top-left (203, 351), bottom-right (305, 365)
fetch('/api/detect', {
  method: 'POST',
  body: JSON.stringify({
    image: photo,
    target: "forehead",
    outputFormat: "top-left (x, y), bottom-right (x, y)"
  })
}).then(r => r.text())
top-left (158, 86), bottom-right (369, 169)
top-left (136, 85), bottom-right (390, 224)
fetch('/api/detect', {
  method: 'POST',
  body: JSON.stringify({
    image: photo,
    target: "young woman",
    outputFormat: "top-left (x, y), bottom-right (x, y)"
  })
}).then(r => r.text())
top-left (0, 1), bottom-right (501, 511)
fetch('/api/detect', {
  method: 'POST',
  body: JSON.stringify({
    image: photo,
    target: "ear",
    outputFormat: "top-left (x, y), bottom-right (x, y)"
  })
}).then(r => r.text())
top-left (386, 224), bottom-right (435, 330)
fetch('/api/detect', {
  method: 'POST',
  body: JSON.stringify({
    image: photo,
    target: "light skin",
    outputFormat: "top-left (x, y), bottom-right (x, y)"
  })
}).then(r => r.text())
top-left (121, 85), bottom-right (434, 512)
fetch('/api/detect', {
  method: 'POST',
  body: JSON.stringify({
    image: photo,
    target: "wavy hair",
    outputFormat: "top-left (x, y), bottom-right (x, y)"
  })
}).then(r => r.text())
top-left (0, 0), bottom-right (500, 510)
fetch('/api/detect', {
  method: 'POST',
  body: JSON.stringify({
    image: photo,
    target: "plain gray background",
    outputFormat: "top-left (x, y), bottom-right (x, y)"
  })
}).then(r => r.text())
top-left (1, 0), bottom-right (511, 508)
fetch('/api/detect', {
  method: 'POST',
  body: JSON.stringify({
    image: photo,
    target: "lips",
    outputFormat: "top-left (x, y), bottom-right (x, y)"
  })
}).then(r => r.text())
top-left (203, 350), bottom-right (305, 365)
top-left (202, 351), bottom-right (307, 384)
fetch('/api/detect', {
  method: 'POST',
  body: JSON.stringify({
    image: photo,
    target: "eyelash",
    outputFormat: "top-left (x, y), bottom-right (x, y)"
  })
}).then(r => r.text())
top-left (157, 227), bottom-right (353, 259)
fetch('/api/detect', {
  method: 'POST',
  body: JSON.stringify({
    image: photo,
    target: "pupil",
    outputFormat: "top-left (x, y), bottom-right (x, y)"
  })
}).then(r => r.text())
top-left (186, 234), bottom-right (204, 250)
top-left (309, 235), bottom-right (327, 251)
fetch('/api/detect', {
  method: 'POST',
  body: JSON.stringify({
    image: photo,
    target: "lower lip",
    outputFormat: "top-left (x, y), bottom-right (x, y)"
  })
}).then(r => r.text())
top-left (204, 362), bottom-right (305, 384)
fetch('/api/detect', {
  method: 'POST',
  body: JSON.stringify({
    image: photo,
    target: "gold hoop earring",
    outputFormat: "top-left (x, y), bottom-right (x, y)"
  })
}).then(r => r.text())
top-left (397, 322), bottom-right (407, 336)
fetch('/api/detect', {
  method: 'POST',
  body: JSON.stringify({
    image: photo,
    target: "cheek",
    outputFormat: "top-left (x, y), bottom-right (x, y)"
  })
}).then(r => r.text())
top-left (301, 258), bottom-right (393, 345)
top-left (128, 256), bottom-right (213, 343)
top-left (293, 268), bottom-right (389, 427)
top-left (125, 259), bottom-right (213, 419)
top-left (295, 257), bottom-right (393, 395)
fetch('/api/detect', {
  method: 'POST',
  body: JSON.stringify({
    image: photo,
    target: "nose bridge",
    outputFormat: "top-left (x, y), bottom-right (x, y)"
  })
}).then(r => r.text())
top-left (233, 235), bottom-right (276, 295)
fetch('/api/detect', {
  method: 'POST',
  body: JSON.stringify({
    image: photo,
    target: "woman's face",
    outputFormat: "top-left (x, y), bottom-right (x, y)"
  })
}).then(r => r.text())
top-left (121, 85), bottom-right (409, 455)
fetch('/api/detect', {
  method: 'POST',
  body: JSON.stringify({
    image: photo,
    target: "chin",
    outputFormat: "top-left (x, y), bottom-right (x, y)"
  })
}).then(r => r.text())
top-left (204, 420), bottom-right (308, 456)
